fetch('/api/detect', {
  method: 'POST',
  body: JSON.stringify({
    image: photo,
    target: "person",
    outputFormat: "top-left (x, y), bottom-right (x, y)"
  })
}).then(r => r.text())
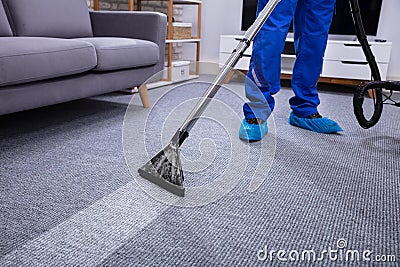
top-left (239, 0), bottom-right (343, 142)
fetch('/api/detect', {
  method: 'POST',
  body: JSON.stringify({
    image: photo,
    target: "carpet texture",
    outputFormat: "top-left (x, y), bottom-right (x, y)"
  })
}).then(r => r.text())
top-left (0, 76), bottom-right (399, 266)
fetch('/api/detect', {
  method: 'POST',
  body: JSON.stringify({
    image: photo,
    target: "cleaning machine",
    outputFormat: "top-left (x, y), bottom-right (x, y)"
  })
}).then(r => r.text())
top-left (138, 0), bottom-right (400, 196)
top-left (349, 0), bottom-right (400, 129)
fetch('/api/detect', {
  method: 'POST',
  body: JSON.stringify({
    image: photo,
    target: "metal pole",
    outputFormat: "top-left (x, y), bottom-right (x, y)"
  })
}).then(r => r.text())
top-left (172, 0), bottom-right (281, 146)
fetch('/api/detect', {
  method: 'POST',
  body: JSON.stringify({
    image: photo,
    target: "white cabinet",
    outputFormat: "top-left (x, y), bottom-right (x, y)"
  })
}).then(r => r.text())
top-left (219, 35), bottom-right (251, 69)
top-left (321, 40), bottom-right (391, 80)
top-left (219, 35), bottom-right (392, 81)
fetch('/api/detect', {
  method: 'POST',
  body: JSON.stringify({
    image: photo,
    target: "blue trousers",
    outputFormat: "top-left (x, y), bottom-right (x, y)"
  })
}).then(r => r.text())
top-left (243, 0), bottom-right (336, 120)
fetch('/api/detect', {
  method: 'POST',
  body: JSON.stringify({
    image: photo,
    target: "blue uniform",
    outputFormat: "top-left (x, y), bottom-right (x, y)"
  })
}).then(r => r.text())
top-left (243, 0), bottom-right (336, 120)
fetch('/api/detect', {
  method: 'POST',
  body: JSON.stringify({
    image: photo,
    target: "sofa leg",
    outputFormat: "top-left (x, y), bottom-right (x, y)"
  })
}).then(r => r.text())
top-left (138, 85), bottom-right (150, 108)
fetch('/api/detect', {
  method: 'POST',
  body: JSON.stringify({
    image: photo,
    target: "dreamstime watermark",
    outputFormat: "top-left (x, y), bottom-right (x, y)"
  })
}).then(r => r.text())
top-left (257, 239), bottom-right (396, 263)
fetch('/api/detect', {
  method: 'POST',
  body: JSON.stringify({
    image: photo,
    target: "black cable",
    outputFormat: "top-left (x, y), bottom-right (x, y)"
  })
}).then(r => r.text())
top-left (356, 80), bottom-right (400, 109)
top-left (349, 0), bottom-right (384, 129)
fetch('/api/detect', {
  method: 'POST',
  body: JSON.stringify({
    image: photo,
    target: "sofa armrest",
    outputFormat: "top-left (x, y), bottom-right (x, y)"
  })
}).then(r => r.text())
top-left (89, 11), bottom-right (167, 73)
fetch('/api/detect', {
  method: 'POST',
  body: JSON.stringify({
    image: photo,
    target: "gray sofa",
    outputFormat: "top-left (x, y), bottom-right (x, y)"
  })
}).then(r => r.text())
top-left (0, 0), bottom-right (167, 115)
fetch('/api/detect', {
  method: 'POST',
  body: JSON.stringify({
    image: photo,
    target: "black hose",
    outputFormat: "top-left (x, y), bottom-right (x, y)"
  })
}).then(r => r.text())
top-left (349, 0), bottom-right (383, 129)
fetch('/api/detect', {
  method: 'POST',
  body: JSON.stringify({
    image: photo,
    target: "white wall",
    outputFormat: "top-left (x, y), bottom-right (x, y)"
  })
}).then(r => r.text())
top-left (377, 0), bottom-right (400, 80)
top-left (183, 0), bottom-right (400, 80)
top-left (182, 0), bottom-right (243, 63)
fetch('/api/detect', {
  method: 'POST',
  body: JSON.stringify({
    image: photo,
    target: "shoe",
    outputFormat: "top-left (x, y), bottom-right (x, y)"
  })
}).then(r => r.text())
top-left (239, 118), bottom-right (268, 141)
top-left (288, 112), bottom-right (343, 133)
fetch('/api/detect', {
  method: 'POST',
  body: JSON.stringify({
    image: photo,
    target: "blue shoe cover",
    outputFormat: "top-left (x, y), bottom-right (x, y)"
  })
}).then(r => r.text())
top-left (239, 119), bottom-right (268, 141)
top-left (288, 112), bottom-right (343, 133)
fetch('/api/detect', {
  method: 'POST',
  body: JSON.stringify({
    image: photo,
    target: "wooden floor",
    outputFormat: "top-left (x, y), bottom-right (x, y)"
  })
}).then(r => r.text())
top-left (225, 70), bottom-right (364, 86)
top-left (280, 73), bottom-right (364, 86)
top-left (224, 70), bottom-right (379, 98)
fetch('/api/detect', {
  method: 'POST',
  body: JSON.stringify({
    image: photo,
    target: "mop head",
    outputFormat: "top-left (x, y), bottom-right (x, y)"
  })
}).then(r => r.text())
top-left (239, 119), bottom-right (268, 141)
top-left (138, 144), bottom-right (185, 196)
top-left (288, 112), bottom-right (343, 133)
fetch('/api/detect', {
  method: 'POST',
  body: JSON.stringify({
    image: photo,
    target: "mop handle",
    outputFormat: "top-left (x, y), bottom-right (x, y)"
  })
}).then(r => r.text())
top-left (171, 0), bottom-right (281, 146)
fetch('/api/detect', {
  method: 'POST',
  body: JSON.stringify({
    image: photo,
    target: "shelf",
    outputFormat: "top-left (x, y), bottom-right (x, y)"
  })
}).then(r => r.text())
top-left (166, 38), bottom-right (201, 43)
top-left (281, 54), bottom-right (296, 59)
top-left (173, 0), bottom-right (202, 4)
top-left (141, 0), bottom-right (202, 4)
top-left (94, 0), bottom-right (202, 10)
top-left (134, 0), bottom-right (202, 80)
top-left (92, 0), bottom-right (202, 84)
top-left (281, 70), bottom-right (293, 75)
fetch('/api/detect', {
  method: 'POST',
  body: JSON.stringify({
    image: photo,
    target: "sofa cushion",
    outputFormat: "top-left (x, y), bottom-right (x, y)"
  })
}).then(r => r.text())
top-left (0, 37), bottom-right (97, 86)
top-left (0, 1), bottom-right (12, 36)
top-left (78, 37), bottom-right (159, 72)
top-left (2, 0), bottom-right (92, 38)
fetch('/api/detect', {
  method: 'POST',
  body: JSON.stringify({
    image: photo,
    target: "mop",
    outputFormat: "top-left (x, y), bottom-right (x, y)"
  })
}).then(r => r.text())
top-left (138, 0), bottom-right (282, 196)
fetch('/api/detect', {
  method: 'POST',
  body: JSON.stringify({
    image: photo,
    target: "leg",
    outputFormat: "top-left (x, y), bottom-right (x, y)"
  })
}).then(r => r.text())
top-left (240, 0), bottom-right (298, 141)
top-left (138, 85), bottom-right (150, 108)
top-left (243, 0), bottom-right (298, 121)
top-left (290, 0), bottom-right (336, 117)
top-left (288, 0), bottom-right (342, 133)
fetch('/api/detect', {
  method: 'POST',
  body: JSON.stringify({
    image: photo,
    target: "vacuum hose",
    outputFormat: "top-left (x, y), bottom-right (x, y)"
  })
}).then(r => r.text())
top-left (349, 0), bottom-right (383, 128)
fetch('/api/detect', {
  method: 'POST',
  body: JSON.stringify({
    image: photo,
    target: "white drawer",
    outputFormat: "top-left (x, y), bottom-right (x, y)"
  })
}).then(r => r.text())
top-left (321, 60), bottom-right (388, 80)
top-left (281, 55), bottom-right (295, 74)
top-left (219, 53), bottom-right (250, 70)
top-left (220, 36), bottom-right (253, 56)
top-left (324, 42), bottom-right (392, 63)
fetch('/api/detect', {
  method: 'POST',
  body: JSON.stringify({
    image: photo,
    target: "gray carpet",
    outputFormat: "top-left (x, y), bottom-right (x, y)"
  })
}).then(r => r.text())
top-left (0, 76), bottom-right (399, 266)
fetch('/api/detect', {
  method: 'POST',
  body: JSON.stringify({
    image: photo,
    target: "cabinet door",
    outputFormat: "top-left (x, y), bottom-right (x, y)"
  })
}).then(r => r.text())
top-left (219, 53), bottom-right (250, 70)
top-left (322, 60), bottom-right (389, 80)
top-left (324, 42), bottom-right (392, 63)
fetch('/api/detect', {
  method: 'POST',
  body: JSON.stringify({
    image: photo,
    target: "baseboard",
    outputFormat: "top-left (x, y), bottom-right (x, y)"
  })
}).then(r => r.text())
top-left (386, 75), bottom-right (400, 82)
